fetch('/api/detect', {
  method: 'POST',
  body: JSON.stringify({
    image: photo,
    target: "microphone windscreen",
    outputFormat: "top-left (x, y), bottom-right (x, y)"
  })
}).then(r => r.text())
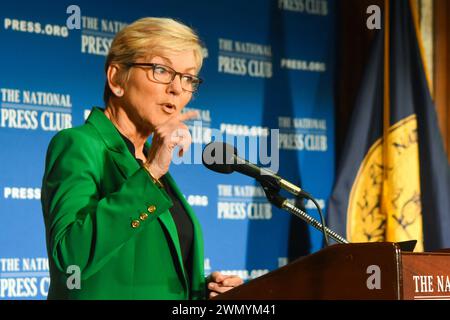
top-left (202, 142), bottom-right (236, 174)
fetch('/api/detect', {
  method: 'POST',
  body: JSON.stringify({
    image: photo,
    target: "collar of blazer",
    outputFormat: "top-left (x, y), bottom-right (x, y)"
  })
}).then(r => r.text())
top-left (85, 107), bottom-right (149, 179)
top-left (86, 107), bottom-right (141, 154)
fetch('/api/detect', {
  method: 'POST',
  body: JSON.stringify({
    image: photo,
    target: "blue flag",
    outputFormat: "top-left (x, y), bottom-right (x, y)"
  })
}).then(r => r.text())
top-left (327, 0), bottom-right (450, 251)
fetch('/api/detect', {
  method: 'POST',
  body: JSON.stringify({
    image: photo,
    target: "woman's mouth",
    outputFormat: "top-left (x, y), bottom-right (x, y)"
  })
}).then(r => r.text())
top-left (161, 103), bottom-right (177, 114)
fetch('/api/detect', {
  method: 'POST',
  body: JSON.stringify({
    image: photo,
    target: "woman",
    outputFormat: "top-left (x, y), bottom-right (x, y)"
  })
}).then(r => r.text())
top-left (41, 17), bottom-right (242, 299)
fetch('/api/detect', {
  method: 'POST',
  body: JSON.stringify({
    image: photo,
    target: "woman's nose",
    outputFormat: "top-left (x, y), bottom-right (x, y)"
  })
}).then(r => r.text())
top-left (167, 74), bottom-right (183, 95)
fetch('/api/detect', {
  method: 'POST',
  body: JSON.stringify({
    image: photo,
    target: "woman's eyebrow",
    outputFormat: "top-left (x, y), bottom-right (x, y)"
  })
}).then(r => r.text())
top-left (150, 56), bottom-right (173, 66)
top-left (154, 56), bottom-right (197, 73)
top-left (183, 67), bottom-right (197, 73)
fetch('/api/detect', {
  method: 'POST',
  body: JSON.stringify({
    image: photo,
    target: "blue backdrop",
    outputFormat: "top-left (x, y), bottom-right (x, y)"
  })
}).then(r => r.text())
top-left (0, 0), bottom-right (336, 299)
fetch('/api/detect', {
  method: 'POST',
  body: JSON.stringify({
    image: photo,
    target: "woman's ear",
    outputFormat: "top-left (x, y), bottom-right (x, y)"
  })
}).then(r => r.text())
top-left (107, 64), bottom-right (124, 97)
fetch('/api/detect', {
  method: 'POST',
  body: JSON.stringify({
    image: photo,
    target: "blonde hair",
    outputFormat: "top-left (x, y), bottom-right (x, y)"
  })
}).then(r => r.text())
top-left (103, 17), bottom-right (204, 105)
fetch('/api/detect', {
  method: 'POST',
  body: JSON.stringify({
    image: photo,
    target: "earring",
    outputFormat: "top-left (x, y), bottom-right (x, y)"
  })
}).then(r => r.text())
top-left (116, 89), bottom-right (122, 95)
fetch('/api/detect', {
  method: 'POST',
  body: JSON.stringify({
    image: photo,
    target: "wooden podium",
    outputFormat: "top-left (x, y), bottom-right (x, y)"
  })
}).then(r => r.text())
top-left (214, 242), bottom-right (450, 300)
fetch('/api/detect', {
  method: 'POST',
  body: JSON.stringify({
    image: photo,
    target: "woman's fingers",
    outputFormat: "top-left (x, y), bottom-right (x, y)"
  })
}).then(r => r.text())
top-left (146, 111), bottom-right (196, 176)
top-left (210, 272), bottom-right (243, 286)
top-left (208, 282), bottom-right (234, 294)
top-left (209, 271), bottom-right (225, 283)
top-left (207, 273), bottom-right (244, 299)
top-left (170, 127), bottom-right (192, 157)
top-left (221, 276), bottom-right (244, 287)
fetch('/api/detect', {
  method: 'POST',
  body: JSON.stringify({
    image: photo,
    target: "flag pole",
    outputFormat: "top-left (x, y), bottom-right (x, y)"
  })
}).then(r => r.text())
top-left (382, 0), bottom-right (391, 240)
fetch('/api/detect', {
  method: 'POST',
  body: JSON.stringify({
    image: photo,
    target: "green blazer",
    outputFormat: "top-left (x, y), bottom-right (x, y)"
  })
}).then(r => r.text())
top-left (41, 107), bottom-right (205, 300)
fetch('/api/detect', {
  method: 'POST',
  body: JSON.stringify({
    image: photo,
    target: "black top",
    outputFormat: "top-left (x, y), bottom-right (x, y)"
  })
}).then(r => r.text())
top-left (118, 132), bottom-right (194, 282)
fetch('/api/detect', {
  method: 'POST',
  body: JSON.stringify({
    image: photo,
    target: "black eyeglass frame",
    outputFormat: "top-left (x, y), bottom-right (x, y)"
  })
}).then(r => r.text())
top-left (126, 62), bottom-right (203, 93)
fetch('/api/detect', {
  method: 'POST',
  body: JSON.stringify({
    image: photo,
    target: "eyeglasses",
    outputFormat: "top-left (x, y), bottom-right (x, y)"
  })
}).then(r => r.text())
top-left (127, 62), bottom-right (203, 93)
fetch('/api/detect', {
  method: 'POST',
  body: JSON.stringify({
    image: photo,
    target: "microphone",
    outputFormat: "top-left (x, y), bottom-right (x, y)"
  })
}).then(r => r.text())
top-left (202, 142), bottom-right (349, 246)
top-left (202, 142), bottom-right (308, 197)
